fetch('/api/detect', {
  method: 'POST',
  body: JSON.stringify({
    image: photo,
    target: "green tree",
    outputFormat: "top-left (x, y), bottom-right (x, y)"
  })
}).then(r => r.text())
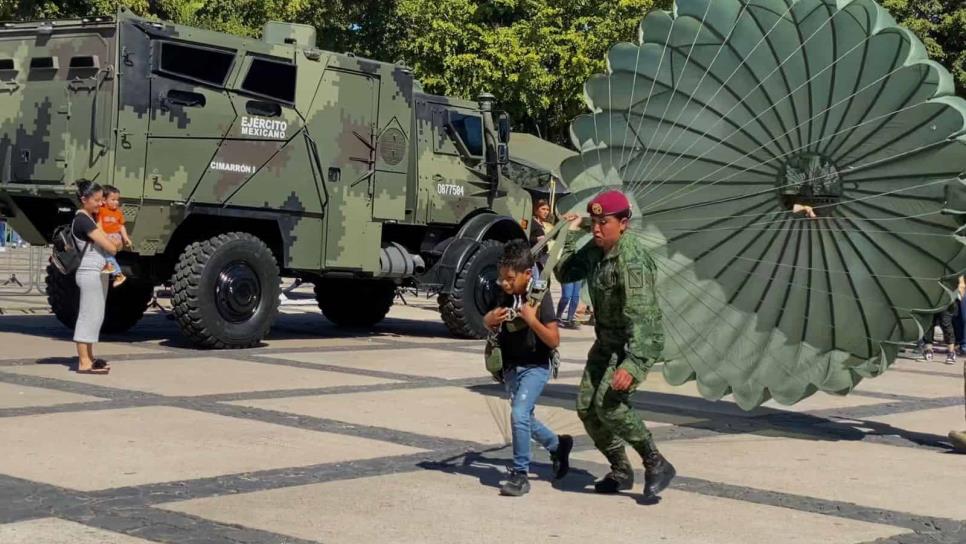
top-left (395, 0), bottom-right (667, 145)
top-left (882, 0), bottom-right (966, 96)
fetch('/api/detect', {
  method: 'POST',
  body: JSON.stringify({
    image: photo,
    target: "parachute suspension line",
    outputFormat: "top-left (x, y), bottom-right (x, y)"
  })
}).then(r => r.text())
top-left (650, 166), bottom-right (960, 226)
top-left (636, 167), bottom-right (960, 225)
top-left (646, 237), bottom-right (911, 345)
top-left (632, 4), bottom-right (859, 200)
top-left (625, 0), bottom-right (824, 199)
top-left (650, 267), bottom-right (886, 391)
top-left (623, 0), bottom-right (714, 195)
top-left (630, 11), bottom-right (874, 205)
top-left (631, 229), bottom-right (961, 287)
top-left (637, 54), bottom-right (884, 212)
top-left (640, 77), bottom-right (942, 215)
top-left (614, 14), bottom-right (678, 184)
top-left (646, 68), bottom-right (936, 212)
top-left (591, 104), bottom-right (604, 182)
top-left (615, 25), bottom-right (646, 171)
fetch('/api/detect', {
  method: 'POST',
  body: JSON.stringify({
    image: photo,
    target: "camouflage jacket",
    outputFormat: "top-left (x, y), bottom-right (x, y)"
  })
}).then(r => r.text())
top-left (554, 230), bottom-right (664, 381)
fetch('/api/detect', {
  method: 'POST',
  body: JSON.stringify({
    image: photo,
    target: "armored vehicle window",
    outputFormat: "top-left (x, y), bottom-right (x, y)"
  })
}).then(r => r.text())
top-left (241, 58), bottom-right (296, 103)
top-left (158, 41), bottom-right (234, 86)
top-left (30, 57), bottom-right (56, 70)
top-left (448, 112), bottom-right (484, 157)
top-left (0, 59), bottom-right (14, 71)
top-left (69, 56), bottom-right (98, 68)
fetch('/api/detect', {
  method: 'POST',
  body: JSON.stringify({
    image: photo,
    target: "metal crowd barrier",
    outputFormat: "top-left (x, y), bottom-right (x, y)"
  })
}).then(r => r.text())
top-left (0, 245), bottom-right (48, 296)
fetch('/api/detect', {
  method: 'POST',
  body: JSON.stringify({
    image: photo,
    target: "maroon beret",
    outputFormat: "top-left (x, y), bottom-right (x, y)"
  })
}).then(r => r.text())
top-left (587, 190), bottom-right (631, 217)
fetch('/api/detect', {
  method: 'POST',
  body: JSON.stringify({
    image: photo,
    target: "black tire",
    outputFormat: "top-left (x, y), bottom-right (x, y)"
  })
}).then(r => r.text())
top-left (438, 239), bottom-right (505, 339)
top-left (45, 263), bottom-right (154, 334)
top-left (172, 232), bottom-right (280, 349)
top-left (315, 279), bottom-right (395, 327)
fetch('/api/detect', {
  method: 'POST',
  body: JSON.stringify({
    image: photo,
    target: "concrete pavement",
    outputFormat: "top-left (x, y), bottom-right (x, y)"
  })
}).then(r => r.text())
top-left (0, 300), bottom-right (963, 543)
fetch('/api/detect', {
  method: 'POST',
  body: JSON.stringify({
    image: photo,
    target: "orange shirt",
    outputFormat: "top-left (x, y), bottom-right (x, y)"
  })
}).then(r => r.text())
top-left (98, 207), bottom-right (125, 235)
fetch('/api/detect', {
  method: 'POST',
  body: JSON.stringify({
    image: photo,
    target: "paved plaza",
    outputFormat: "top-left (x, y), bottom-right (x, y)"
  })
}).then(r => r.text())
top-left (0, 293), bottom-right (963, 543)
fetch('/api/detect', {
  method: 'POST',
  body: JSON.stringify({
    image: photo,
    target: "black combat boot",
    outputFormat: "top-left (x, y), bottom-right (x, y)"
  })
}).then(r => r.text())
top-left (551, 434), bottom-right (574, 479)
top-left (500, 470), bottom-right (530, 496)
top-left (594, 450), bottom-right (634, 493)
top-left (642, 452), bottom-right (676, 498)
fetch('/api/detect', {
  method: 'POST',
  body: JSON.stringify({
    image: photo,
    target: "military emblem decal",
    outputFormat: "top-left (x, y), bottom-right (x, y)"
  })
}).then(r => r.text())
top-left (591, 202), bottom-right (603, 215)
top-left (379, 127), bottom-right (407, 165)
top-left (627, 268), bottom-right (644, 289)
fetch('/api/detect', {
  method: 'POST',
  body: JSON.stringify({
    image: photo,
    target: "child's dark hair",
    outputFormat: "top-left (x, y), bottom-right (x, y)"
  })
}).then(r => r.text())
top-left (103, 184), bottom-right (119, 196)
top-left (498, 239), bottom-right (534, 272)
top-left (75, 179), bottom-right (102, 200)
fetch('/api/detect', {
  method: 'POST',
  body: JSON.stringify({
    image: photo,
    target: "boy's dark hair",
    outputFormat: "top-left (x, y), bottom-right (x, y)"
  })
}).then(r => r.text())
top-left (498, 239), bottom-right (534, 272)
top-left (103, 185), bottom-right (119, 196)
top-left (614, 209), bottom-right (631, 221)
top-left (75, 179), bottom-right (102, 200)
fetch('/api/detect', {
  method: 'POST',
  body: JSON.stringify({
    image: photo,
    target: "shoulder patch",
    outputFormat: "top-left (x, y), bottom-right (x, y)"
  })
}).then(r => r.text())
top-left (627, 268), bottom-right (644, 289)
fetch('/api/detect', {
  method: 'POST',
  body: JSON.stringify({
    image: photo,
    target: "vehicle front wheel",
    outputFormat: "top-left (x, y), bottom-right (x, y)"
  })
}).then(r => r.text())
top-left (172, 232), bottom-right (280, 348)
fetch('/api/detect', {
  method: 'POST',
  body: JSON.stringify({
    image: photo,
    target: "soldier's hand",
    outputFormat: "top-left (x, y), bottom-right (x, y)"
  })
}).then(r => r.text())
top-left (561, 213), bottom-right (582, 231)
top-left (611, 368), bottom-right (635, 392)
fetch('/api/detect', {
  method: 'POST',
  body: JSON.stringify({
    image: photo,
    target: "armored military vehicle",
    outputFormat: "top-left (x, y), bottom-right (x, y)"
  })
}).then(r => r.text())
top-left (0, 8), bottom-right (536, 347)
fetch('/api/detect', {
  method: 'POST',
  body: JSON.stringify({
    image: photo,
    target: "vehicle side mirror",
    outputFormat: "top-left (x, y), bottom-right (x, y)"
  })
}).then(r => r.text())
top-left (497, 142), bottom-right (509, 165)
top-left (498, 113), bottom-right (510, 143)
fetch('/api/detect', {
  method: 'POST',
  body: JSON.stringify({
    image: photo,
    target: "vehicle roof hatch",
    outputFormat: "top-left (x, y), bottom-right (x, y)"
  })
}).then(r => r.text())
top-left (262, 21), bottom-right (316, 48)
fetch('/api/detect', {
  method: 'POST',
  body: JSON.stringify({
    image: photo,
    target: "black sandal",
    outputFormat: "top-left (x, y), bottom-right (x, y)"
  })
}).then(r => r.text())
top-left (93, 359), bottom-right (110, 370)
top-left (77, 366), bottom-right (110, 375)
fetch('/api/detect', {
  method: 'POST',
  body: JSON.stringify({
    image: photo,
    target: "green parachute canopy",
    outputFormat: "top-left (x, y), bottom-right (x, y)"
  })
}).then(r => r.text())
top-left (559, 0), bottom-right (966, 409)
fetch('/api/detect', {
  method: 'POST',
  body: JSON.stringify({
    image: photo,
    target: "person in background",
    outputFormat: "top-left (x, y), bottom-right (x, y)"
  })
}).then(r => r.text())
top-left (557, 280), bottom-right (582, 329)
top-left (955, 276), bottom-right (966, 356)
top-left (918, 301), bottom-right (959, 365)
top-left (528, 199), bottom-right (553, 272)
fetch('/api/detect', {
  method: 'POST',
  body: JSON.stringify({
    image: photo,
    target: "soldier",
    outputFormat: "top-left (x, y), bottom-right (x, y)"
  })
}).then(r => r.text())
top-left (556, 189), bottom-right (675, 499)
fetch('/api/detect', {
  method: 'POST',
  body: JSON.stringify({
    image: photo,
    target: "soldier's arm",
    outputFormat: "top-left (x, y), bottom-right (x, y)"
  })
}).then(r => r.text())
top-left (554, 231), bottom-right (596, 283)
top-left (619, 253), bottom-right (664, 382)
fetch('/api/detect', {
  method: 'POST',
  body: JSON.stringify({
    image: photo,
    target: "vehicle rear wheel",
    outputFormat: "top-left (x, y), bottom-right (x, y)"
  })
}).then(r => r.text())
top-left (45, 263), bottom-right (154, 334)
top-left (438, 240), bottom-right (505, 339)
top-left (172, 232), bottom-right (280, 348)
top-left (315, 279), bottom-right (396, 327)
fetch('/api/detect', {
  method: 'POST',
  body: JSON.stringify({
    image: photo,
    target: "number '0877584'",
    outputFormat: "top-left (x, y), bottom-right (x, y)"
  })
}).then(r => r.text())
top-left (436, 183), bottom-right (465, 197)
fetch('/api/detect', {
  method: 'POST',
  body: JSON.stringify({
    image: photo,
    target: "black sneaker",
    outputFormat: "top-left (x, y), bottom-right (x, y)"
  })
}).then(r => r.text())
top-left (500, 470), bottom-right (530, 496)
top-left (551, 434), bottom-right (573, 479)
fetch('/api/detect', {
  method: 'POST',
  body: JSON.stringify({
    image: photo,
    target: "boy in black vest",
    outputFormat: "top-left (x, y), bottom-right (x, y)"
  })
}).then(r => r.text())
top-left (483, 240), bottom-right (573, 496)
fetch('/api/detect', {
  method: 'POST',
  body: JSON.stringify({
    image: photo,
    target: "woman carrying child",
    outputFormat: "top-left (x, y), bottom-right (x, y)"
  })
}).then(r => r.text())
top-left (72, 180), bottom-right (120, 375)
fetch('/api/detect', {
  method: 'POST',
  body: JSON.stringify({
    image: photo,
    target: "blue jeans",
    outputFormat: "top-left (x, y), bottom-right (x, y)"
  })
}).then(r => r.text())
top-left (505, 365), bottom-right (559, 473)
top-left (104, 255), bottom-right (121, 276)
top-left (557, 282), bottom-right (581, 320)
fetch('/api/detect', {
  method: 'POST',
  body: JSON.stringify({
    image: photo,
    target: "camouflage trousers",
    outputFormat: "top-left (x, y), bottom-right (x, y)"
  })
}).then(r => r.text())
top-left (577, 341), bottom-right (658, 467)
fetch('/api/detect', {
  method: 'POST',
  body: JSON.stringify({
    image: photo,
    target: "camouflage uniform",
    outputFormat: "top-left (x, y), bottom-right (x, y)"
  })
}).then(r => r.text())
top-left (555, 228), bottom-right (666, 487)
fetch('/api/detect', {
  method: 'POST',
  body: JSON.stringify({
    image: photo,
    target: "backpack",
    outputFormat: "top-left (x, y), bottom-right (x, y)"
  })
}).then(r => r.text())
top-left (50, 213), bottom-right (90, 275)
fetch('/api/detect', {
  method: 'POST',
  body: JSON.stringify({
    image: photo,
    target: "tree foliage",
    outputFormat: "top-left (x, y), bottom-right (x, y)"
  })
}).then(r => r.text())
top-left (882, 0), bottom-right (966, 96)
top-left (0, 0), bottom-right (962, 144)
